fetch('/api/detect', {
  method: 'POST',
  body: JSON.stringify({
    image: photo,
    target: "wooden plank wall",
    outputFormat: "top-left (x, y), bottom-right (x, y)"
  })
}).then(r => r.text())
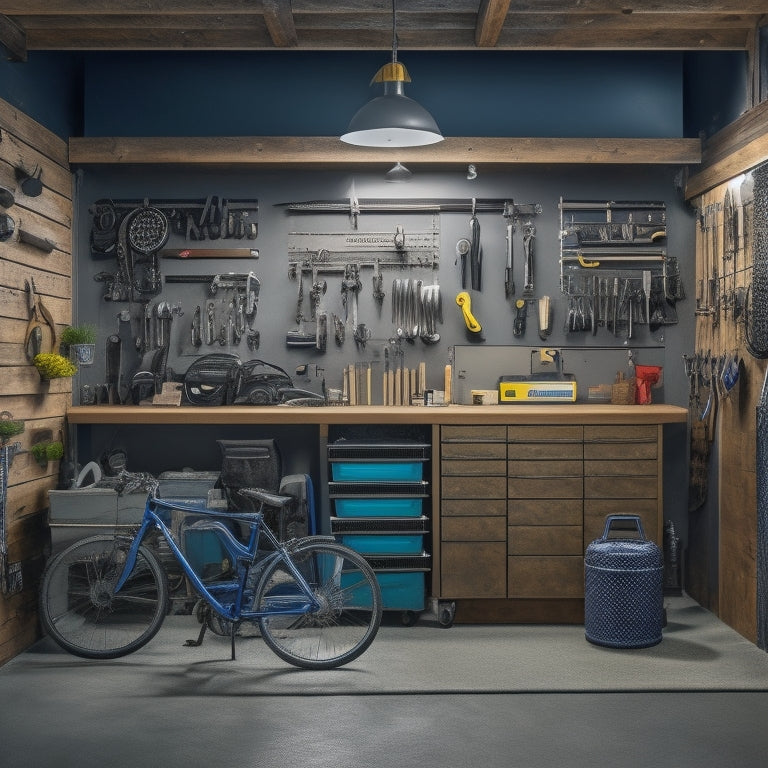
top-left (690, 170), bottom-right (767, 644)
top-left (0, 97), bottom-right (72, 665)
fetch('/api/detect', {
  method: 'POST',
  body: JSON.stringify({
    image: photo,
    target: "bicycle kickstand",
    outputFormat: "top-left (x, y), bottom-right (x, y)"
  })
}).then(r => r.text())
top-left (185, 620), bottom-right (208, 648)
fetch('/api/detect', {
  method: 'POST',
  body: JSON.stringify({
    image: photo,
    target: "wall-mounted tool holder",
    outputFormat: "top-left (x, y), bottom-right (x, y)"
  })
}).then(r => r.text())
top-left (559, 199), bottom-right (683, 338)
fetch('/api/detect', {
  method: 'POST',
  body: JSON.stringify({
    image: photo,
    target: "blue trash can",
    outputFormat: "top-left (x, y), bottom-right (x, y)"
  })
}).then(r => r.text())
top-left (584, 514), bottom-right (664, 649)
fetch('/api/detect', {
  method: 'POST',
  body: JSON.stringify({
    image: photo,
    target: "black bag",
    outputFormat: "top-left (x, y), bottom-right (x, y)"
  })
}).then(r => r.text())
top-left (183, 353), bottom-right (242, 406)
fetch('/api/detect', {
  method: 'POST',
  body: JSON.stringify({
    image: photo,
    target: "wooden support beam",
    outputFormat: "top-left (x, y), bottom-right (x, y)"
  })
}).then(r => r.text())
top-left (0, 14), bottom-right (26, 62)
top-left (263, 0), bottom-right (298, 48)
top-left (475, 0), bottom-right (510, 48)
top-left (68, 135), bottom-right (702, 167)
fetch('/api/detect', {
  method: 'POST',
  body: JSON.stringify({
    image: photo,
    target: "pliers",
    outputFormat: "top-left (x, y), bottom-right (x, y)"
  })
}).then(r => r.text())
top-left (24, 278), bottom-right (57, 359)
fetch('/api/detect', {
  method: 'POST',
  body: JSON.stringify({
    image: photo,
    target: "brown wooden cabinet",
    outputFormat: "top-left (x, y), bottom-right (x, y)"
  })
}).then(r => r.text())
top-left (437, 422), bottom-right (664, 620)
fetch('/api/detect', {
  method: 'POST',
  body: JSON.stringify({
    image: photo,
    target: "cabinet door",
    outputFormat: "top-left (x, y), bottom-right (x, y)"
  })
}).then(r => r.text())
top-left (583, 425), bottom-right (661, 545)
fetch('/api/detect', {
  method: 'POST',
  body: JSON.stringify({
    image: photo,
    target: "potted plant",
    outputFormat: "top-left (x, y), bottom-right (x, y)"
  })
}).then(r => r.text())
top-left (31, 440), bottom-right (64, 466)
top-left (33, 352), bottom-right (77, 381)
top-left (0, 411), bottom-right (24, 444)
top-left (60, 324), bottom-right (97, 366)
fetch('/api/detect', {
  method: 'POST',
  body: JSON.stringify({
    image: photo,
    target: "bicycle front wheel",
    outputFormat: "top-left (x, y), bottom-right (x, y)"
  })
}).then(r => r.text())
top-left (255, 541), bottom-right (382, 669)
top-left (40, 535), bottom-right (168, 659)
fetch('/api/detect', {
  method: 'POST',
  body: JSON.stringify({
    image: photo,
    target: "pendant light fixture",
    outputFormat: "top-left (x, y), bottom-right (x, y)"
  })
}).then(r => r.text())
top-left (341, 0), bottom-right (443, 148)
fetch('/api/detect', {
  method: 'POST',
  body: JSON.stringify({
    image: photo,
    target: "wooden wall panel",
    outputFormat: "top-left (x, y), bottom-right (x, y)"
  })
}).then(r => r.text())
top-left (0, 96), bottom-right (72, 667)
top-left (691, 173), bottom-right (766, 644)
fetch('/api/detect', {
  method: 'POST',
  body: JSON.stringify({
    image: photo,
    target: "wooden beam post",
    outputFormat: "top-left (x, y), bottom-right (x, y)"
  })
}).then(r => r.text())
top-left (0, 14), bottom-right (26, 62)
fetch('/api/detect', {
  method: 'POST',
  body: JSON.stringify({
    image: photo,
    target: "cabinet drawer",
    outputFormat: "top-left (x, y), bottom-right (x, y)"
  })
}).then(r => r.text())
top-left (442, 425), bottom-right (506, 442)
top-left (508, 525), bottom-right (583, 555)
top-left (508, 459), bottom-right (583, 478)
top-left (508, 556), bottom-right (584, 598)
top-left (508, 425), bottom-right (583, 443)
top-left (508, 498), bottom-right (582, 526)
top-left (442, 458), bottom-right (506, 476)
top-left (442, 516), bottom-right (507, 542)
top-left (441, 542), bottom-right (506, 598)
top-left (584, 459), bottom-right (658, 477)
top-left (441, 498), bottom-right (507, 516)
top-left (584, 442), bottom-right (657, 461)
top-left (441, 442), bottom-right (507, 460)
top-left (584, 498), bottom-right (660, 546)
top-left (442, 475), bottom-right (507, 499)
top-left (507, 442), bottom-right (583, 460)
top-left (584, 425), bottom-right (657, 442)
top-left (584, 476), bottom-right (658, 499)
top-left (508, 476), bottom-right (583, 499)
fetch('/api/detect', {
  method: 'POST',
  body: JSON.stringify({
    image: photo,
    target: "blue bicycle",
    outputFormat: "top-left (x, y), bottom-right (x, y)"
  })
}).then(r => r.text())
top-left (39, 487), bottom-right (382, 669)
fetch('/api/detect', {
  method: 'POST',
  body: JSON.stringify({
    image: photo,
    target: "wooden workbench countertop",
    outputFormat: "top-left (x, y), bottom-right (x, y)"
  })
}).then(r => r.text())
top-left (66, 404), bottom-right (688, 426)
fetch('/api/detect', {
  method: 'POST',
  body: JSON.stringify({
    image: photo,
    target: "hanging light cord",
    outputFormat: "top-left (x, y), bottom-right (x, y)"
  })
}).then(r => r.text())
top-left (391, 0), bottom-right (398, 63)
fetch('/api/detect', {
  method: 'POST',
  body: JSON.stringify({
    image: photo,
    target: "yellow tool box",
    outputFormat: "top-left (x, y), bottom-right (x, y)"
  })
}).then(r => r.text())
top-left (498, 379), bottom-right (577, 403)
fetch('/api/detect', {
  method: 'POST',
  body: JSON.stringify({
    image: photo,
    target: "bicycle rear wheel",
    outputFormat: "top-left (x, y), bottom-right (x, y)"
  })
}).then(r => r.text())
top-left (255, 541), bottom-right (382, 669)
top-left (40, 535), bottom-right (168, 659)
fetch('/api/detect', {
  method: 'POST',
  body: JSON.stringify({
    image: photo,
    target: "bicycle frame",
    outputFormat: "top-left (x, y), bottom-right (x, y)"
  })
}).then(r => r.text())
top-left (114, 495), bottom-right (322, 622)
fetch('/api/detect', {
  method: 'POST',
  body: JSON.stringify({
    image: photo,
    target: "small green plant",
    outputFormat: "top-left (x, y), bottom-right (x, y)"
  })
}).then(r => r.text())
top-left (31, 440), bottom-right (65, 464)
top-left (0, 412), bottom-right (24, 442)
top-left (33, 352), bottom-right (77, 380)
top-left (60, 324), bottom-right (97, 352)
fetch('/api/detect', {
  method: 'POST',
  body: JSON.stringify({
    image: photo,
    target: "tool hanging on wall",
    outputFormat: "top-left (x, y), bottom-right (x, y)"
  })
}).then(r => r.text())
top-left (503, 201), bottom-right (515, 297)
top-left (24, 277), bottom-right (57, 359)
top-left (456, 291), bottom-right (482, 336)
top-left (513, 299), bottom-right (528, 337)
top-left (522, 224), bottom-right (536, 298)
top-left (468, 199), bottom-right (482, 291)
top-left (0, 427), bottom-right (24, 596)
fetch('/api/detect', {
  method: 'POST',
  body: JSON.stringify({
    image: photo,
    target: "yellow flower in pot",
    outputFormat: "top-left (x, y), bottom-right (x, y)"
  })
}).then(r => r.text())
top-left (33, 352), bottom-right (77, 381)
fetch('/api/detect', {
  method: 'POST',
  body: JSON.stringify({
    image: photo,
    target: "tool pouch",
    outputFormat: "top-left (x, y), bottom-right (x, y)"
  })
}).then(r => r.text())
top-left (233, 359), bottom-right (293, 405)
top-left (183, 353), bottom-right (242, 406)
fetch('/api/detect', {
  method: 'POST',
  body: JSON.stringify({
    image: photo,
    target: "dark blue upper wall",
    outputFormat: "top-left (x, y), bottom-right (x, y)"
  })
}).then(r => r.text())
top-left (0, 52), bottom-right (83, 139)
top-left (0, 48), bottom-right (744, 141)
top-left (82, 50), bottom-right (686, 138)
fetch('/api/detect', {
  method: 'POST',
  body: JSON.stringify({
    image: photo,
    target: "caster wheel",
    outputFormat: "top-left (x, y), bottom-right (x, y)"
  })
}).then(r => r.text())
top-left (401, 611), bottom-right (418, 627)
top-left (437, 601), bottom-right (455, 628)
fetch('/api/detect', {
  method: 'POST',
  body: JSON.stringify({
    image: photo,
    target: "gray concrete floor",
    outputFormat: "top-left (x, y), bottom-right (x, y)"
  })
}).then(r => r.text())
top-left (2, 639), bottom-right (768, 768)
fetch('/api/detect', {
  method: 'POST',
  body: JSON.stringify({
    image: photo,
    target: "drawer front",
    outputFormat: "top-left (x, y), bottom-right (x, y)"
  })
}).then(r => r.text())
top-left (508, 476), bottom-right (583, 499)
top-left (584, 475), bottom-right (658, 499)
top-left (442, 458), bottom-right (507, 476)
top-left (584, 459), bottom-right (659, 477)
top-left (508, 525), bottom-right (583, 555)
top-left (442, 516), bottom-right (507, 542)
top-left (507, 442), bottom-right (583, 460)
top-left (441, 542), bottom-right (506, 598)
top-left (442, 425), bottom-right (506, 442)
top-left (584, 442), bottom-right (657, 461)
top-left (508, 498), bottom-right (582, 526)
top-left (441, 498), bottom-right (507, 516)
top-left (441, 441), bottom-right (507, 460)
top-left (508, 459), bottom-right (583, 478)
top-left (443, 475), bottom-right (507, 499)
top-left (584, 425), bottom-right (658, 442)
top-left (584, 498), bottom-right (660, 546)
top-left (508, 556), bottom-right (584, 598)
top-left (507, 425), bottom-right (583, 443)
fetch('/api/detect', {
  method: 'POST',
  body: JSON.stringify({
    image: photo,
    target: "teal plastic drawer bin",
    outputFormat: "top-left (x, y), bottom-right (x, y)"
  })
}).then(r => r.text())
top-left (330, 462), bottom-right (423, 482)
top-left (333, 497), bottom-right (423, 518)
top-left (376, 571), bottom-right (426, 611)
top-left (340, 533), bottom-right (423, 555)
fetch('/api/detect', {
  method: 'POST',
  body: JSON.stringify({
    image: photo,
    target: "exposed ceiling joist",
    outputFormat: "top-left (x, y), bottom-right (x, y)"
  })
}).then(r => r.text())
top-left (0, 2), bottom-right (765, 53)
top-left (0, 12), bottom-right (26, 61)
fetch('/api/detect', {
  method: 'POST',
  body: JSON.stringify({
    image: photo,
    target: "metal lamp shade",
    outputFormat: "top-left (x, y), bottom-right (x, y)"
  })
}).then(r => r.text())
top-left (341, 81), bottom-right (443, 147)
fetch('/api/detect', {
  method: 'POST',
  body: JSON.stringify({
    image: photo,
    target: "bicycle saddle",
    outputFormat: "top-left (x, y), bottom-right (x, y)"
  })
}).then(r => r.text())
top-left (238, 487), bottom-right (293, 509)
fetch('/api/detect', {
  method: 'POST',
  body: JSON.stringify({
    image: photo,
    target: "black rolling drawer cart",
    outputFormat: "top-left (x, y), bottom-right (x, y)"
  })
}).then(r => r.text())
top-left (328, 440), bottom-right (431, 625)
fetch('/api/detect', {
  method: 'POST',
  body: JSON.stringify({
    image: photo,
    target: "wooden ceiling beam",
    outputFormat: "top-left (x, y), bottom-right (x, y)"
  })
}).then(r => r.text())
top-left (475, 0), bottom-right (510, 48)
top-left (0, 13), bottom-right (26, 61)
top-left (263, 0), bottom-right (298, 47)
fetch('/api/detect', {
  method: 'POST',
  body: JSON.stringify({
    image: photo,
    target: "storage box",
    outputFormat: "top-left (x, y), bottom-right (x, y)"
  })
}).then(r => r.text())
top-left (375, 571), bottom-right (426, 611)
top-left (333, 497), bottom-right (423, 518)
top-left (157, 470), bottom-right (220, 499)
top-left (330, 461), bottom-right (423, 482)
top-left (340, 533), bottom-right (424, 555)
